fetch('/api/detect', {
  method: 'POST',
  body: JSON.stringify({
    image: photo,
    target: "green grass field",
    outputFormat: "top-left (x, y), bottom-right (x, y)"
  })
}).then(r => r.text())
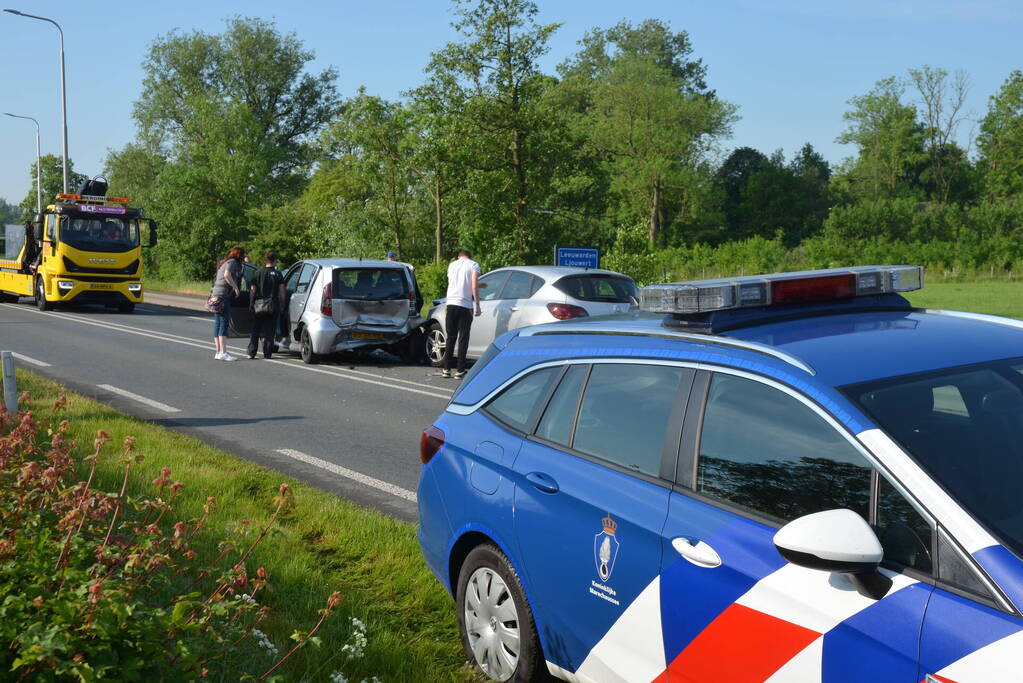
top-left (145, 277), bottom-right (210, 296)
top-left (13, 370), bottom-right (476, 683)
top-left (903, 281), bottom-right (1023, 320)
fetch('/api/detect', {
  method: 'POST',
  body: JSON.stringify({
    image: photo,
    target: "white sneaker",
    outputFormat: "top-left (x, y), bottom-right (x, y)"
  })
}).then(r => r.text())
top-left (221, 353), bottom-right (239, 362)
top-left (214, 352), bottom-right (225, 360)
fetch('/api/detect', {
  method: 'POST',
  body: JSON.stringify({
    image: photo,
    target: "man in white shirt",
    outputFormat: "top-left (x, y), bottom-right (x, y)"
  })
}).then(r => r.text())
top-left (442, 249), bottom-right (481, 379)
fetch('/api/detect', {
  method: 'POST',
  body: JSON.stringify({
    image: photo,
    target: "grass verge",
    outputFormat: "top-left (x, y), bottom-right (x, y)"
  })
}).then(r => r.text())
top-left (146, 278), bottom-right (210, 296)
top-left (13, 369), bottom-right (475, 682)
top-left (903, 281), bottom-right (1023, 320)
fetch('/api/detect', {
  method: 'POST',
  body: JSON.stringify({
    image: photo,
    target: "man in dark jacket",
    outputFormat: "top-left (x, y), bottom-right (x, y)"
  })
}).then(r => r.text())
top-left (247, 251), bottom-right (286, 359)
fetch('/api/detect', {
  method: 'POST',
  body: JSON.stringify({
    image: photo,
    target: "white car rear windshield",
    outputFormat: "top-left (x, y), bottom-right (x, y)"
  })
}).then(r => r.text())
top-left (555, 275), bottom-right (638, 303)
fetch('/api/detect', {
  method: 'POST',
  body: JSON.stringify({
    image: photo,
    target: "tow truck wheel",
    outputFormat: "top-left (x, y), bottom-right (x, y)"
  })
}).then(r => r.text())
top-left (300, 329), bottom-right (320, 365)
top-left (35, 277), bottom-right (53, 311)
top-left (117, 302), bottom-right (135, 313)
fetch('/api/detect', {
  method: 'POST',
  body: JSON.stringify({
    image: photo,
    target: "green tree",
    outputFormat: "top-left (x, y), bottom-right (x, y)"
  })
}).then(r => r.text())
top-left (320, 90), bottom-right (422, 258)
top-left (559, 21), bottom-right (736, 246)
top-left (120, 16), bottom-right (340, 278)
top-left (423, 0), bottom-right (563, 263)
top-left (836, 77), bottom-right (925, 201)
top-left (0, 198), bottom-right (24, 224)
top-left (978, 70), bottom-right (1023, 199)
top-left (908, 65), bottom-right (972, 203)
top-left (19, 155), bottom-right (88, 214)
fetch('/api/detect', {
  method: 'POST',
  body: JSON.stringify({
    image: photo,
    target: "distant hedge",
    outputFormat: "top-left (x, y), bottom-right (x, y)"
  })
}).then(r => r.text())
top-left (603, 199), bottom-right (1023, 285)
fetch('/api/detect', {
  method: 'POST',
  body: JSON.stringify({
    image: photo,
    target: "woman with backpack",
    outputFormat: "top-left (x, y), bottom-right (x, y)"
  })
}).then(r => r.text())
top-left (210, 247), bottom-right (245, 361)
top-left (247, 251), bottom-right (285, 359)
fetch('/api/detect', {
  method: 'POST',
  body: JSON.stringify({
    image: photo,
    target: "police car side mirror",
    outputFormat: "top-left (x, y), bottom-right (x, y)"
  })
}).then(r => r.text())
top-left (773, 508), bottom-right (892, 600)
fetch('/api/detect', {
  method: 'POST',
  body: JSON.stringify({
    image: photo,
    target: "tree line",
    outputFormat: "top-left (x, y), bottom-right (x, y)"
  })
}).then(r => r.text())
top-left (14, 0), bottom-right (1023, 284)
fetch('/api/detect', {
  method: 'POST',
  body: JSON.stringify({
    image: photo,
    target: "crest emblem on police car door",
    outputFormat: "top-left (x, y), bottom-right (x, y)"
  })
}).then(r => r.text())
top-left (594, 513), bottom-right (620, 581)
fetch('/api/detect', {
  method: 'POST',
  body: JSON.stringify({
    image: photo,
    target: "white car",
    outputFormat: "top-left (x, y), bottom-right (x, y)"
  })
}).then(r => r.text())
top-left (424, 265), bottom-right (638, 367)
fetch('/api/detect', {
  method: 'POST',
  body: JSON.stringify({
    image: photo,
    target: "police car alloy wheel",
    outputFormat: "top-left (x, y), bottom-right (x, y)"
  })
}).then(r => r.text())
top-left (456, 544), bottom-right (547, 682)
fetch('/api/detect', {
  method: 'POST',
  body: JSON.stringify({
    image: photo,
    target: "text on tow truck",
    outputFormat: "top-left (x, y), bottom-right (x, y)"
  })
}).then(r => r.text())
top-left (0, 178), bottom-right (157, 313)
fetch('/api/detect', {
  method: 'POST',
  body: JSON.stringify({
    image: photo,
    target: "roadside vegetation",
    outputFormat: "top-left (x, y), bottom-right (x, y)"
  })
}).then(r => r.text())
top-left (3, 370), bottom-right (474, 682)
top-left (3, 1), bottom-right (1016, 291)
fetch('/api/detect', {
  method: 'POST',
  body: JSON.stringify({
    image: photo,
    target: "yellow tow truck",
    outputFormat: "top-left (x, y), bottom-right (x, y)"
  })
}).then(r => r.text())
top-left (0, 179), bottom-right (156, 312)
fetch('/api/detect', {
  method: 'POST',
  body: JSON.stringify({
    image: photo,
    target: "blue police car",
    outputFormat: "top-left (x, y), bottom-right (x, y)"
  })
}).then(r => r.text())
top-left (417, 266), bottom-right (1023, 682)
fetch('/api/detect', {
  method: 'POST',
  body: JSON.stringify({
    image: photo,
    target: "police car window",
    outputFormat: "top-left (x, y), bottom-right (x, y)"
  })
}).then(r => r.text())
top-left (572, 364), bottom-right (684, 477)
top-left (937, 530), bottom-right (990, 598)
top-left (478, 272), bottom-right (509, 302)
top-left (847, 361), bottom-right (1023, 562)
top-left (484, 367), bottom-right (559, 433)
top-left (876, 477), bottom-right (933, 573)
top-left (697, 373), bottom-right (871, 524)
top-left (535, 364), bottom-right (588, 446)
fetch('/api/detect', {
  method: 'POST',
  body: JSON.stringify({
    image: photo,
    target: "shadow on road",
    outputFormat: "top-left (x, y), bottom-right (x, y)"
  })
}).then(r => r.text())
top-left (152, 415), bottom-right (303, 428)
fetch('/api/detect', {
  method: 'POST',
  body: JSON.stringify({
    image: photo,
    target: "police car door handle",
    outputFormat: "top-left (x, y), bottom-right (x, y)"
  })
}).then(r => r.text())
top-left (672, 537), bottom-right (722, 568)
top-left (524, 471), bottom-right (559, 494)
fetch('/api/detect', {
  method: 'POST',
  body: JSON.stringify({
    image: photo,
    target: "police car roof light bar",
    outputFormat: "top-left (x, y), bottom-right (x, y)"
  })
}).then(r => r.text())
top-left (639, 266), bottom-right (923, 315)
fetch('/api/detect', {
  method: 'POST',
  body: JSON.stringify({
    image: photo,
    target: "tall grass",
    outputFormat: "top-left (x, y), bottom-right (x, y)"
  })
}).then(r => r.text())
top-left (13, 370), bottom-right (474, 682)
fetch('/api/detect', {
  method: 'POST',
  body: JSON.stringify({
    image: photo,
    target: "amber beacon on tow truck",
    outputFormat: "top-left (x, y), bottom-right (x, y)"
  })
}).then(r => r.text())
top-left (0, 178), bottom-right (157, 312)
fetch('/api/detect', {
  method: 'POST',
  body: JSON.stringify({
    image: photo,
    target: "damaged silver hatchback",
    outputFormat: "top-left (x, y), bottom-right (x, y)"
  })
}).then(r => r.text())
top-left (276, 258), bottom-right (425, 364)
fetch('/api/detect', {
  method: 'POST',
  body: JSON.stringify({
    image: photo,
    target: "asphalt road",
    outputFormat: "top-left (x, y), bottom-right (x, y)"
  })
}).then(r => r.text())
top-left (0, 295), bottom-right (455, 522)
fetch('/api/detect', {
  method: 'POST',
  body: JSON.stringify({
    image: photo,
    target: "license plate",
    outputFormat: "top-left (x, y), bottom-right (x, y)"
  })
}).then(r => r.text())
top-left (89, 283), bottom-right (113, 290)
top-left (352, 331), bottom-right (384, 339)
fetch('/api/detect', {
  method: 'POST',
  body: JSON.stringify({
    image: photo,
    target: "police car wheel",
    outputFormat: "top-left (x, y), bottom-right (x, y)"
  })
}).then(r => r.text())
top-left (456, 544), bottom-right (548, 682)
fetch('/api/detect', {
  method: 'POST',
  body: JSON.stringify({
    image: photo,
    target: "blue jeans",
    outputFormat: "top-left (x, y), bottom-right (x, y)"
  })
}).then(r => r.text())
top-left (213, 297), bottom-right (232, 337)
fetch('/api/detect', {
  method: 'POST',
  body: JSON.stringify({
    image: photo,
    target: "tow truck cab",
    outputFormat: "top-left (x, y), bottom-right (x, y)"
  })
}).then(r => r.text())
top-left (0, 179), bottom-right (157, 312)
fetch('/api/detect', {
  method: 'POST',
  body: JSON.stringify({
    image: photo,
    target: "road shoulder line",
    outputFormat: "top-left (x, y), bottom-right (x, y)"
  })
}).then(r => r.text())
top-left (97, 384), bottom-right (181, 413)
top-left (276, 448), bottom-right (417, 503)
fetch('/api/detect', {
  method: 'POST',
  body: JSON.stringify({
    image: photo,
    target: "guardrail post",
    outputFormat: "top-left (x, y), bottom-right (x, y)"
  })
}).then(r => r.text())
top-left (2, 351), bottom-right (16, 415)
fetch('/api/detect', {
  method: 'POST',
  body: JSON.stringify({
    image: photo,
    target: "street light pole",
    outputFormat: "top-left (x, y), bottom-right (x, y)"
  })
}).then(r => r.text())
top-left (3, 113), bottom-right (41, 212)
top-left (4, 9), bottom-right (69, 194)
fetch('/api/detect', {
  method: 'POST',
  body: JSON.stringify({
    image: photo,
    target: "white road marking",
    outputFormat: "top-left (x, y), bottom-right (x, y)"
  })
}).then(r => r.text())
top-left (275, 448), bottom-right (417, 502)
top-left (0, 303), bottom-right (452, 398)
top-left (97, 384), bottom-right (181, 413)
top-left (187, 316), bottom-right (209, 322)
top-left (10, 352), bottom-right (51, 367)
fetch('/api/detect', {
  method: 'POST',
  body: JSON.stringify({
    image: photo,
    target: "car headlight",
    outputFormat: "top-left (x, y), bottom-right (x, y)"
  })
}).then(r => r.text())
top-left (57, 280), bottom-right (74, 290)
top-left (128, 283), bottom-right (142, 292)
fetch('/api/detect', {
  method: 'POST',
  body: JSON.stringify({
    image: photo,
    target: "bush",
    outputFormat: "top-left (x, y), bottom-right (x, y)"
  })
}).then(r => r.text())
top-left (0, 396), bottom-right (345, 681)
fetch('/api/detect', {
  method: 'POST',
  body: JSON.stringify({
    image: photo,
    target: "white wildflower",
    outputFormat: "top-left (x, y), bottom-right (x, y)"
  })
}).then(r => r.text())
top-left (251, 628), bottom-right (279, 656)
top-left (328, 672), bottom-right (348, 683)
top-left (340, 616), bottom-right (368, 659)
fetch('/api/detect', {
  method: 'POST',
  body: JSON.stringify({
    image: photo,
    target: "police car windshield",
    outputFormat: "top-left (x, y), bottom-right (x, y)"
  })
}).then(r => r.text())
top-left (845, 357), bottom-right (1023, 560)
top-left (60, 216), bottom-right (140, 253)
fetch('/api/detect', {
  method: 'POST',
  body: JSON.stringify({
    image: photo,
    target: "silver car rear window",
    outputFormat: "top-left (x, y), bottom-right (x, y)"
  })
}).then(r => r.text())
top-left (332, 268), bottom-right (409, 300)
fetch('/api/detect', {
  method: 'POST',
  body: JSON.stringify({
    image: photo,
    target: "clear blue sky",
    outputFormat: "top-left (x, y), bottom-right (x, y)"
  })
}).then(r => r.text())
top-left (1, 0), bottom-right (1018, 205)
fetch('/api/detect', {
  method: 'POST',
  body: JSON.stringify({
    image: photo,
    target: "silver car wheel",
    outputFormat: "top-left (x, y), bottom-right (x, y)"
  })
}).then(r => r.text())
top-left (463, 566), bottom-right (520, 681)
top-left (426, 324), bottom-right (446, 367)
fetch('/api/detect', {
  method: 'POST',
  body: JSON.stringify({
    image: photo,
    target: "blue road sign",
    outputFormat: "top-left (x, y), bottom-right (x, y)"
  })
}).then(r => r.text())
top-left (555, 245), bottom-right (600, 269)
